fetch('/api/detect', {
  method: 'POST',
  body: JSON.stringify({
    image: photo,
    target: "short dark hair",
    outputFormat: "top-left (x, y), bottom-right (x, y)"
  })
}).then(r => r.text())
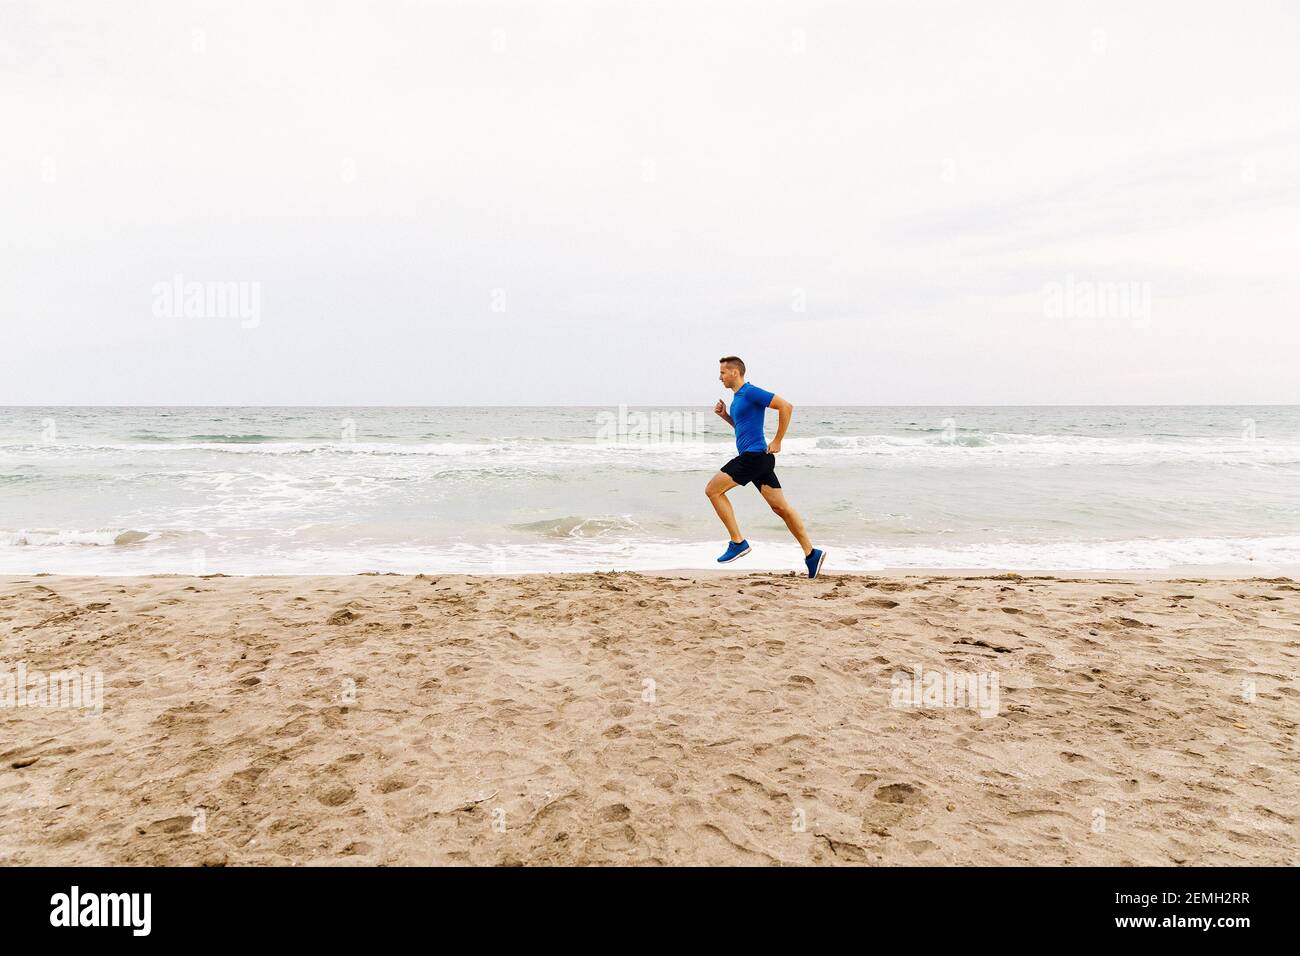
top-left (719, 355), bottom-right (746, 376)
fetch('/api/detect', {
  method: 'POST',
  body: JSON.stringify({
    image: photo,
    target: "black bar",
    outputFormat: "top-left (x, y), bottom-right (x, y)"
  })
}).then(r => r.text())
top-left (0, 866), bottom-right (1283, 942)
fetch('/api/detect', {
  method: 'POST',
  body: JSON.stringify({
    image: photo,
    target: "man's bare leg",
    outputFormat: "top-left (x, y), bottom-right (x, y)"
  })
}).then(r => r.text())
top-left (758, 485), bottom-right (813, 557)
top-left (705, 471), bottom-right (743, 542)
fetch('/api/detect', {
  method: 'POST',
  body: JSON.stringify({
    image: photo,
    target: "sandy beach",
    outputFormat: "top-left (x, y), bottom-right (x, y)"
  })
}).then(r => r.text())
top-left (1, 572), bottom-right (1296, 866)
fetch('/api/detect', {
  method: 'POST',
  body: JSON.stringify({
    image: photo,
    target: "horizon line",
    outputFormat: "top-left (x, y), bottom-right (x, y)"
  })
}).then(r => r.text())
top-left (2, 403), bottom-right (1298, 410)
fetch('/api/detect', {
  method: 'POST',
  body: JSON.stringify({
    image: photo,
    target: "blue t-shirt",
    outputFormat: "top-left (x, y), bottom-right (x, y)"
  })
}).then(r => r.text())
top-left (730, 382), bottom-right (775, 454)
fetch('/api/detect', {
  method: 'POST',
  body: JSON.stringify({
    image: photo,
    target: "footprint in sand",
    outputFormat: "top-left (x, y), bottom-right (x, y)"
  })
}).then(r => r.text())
top-left (377, 775), bottom-right (414, 794)
top-left (223, 765), bottom-right (268, 798)
top-left (139, 815), bottom-right (196, 836)
top-left (597, 803), bottom-right (632, 822)
top-left (53, 827), bottom-right (91, 846)
top-left (746, 688), bottom-right (778, 709)
top-left (1058, 751), bottom-right (1095, 766)
top-left (874, 782), bottom-right (926, 805)
top-left (316, 783), bottom-right (355, 807)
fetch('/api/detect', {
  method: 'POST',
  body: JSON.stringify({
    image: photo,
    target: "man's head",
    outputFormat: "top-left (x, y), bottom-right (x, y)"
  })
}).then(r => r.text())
top-left (718, 355), bottom-right (746, 390)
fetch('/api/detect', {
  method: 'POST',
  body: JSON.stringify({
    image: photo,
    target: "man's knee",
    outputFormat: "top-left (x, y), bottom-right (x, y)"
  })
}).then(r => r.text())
top-left (770, 503), bottom-right (788, 518)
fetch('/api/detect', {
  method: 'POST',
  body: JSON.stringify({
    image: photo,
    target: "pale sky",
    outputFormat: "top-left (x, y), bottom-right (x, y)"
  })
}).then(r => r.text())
top-left (3, 0), bottom-right (1298, 405)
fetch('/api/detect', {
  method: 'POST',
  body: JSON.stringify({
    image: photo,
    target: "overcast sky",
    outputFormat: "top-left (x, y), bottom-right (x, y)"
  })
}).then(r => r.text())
top-left (3, 0), bottom-right (1298, 405)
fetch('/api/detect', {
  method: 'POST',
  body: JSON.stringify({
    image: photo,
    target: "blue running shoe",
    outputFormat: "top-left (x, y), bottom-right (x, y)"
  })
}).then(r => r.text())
top-left (805, 548), bottom-right (826, 578)
top-left (717, 539), bottom-right (751, 563)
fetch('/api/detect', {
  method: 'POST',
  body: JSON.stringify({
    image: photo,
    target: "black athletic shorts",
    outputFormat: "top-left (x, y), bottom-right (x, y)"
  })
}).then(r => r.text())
top-left (721, 452), bottom-right (781, 489)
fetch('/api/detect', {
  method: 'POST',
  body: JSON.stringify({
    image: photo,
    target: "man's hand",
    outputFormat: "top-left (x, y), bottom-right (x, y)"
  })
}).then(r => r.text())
top-left (766, 439), bottom-right (782, 455)
top-left (714, 399), bottom-right (727, 418)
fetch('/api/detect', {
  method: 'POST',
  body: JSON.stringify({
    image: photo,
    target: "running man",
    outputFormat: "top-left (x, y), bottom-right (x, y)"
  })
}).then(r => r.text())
top-left (707, 356), bottom-right (826, 578)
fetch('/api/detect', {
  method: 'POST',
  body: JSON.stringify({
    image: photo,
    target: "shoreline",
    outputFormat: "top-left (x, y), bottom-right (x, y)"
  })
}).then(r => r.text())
top-left (7, 566), bottom-right (1298, 581)
top-left (2, 572), bottom-right (1296, 865)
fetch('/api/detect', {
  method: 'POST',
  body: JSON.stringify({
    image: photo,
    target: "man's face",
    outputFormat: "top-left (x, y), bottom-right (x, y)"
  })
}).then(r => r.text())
top-left (719, 364), bottom-right (741, 389)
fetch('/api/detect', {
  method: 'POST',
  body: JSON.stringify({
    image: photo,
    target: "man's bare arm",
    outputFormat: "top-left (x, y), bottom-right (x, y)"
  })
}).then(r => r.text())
top-left (767, 395), bottom-right (793, 453)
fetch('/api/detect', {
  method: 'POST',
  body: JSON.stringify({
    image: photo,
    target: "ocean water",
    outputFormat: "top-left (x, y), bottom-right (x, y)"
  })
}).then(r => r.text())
top-left (2, 406), bottom-right (1299, 575)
